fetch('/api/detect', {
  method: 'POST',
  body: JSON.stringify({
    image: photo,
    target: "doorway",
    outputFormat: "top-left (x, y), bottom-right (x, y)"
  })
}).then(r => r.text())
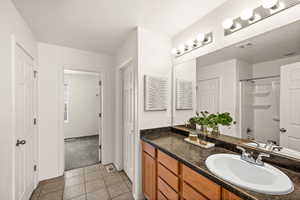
top-left (63, 70), bottom-right (102, 170)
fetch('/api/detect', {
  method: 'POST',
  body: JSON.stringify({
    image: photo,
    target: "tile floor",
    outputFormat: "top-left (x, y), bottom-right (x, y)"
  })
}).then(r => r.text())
top-left (31, 164), bottom-right (133, 200)
top-left (64, 135), bottom-right (100, 170)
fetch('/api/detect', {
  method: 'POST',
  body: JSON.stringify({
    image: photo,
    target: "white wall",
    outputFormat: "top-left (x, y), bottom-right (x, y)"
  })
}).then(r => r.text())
top-left (173, 59), bottom-right (197, 125)
top-left (64, 73), bottom-right (99, 139)
top-left (38, 43), bottom-right (114, 180)
top-left (253, 55), bottom-right (300, 77)
top-left (172, 0), bottom-right (300, 64)
top-left (0, 1), bottom-right (37, 199)
top-left (138, 28), bottom-right (173, 129)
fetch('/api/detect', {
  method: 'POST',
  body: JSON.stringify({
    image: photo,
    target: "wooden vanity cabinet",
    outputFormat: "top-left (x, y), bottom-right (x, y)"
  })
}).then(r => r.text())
top-left (222, 189), bottom-right (243, 200)
top-left (142, 141), bottom-right (244, 200)
top-left (142, 142), bottom-right (157, 200)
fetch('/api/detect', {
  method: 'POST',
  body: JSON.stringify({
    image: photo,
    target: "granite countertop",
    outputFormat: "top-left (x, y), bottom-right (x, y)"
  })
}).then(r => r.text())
top-left (141, 131), bottom-right (300, 200)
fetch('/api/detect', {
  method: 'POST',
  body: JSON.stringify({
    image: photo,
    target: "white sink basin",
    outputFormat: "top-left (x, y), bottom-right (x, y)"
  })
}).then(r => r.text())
top-left (205, 154), bottom-right (294, 195)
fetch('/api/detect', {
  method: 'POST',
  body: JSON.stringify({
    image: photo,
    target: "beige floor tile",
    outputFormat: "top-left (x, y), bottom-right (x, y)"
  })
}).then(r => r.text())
top-left (40, 180), bottom-right (64, 195)
top-left (84, 164), bottom-right (101, 174)
top-left (124, 180), bottom-right (132, 191)
top-left (65, 175), bottom-right (85, 187)
top-left (40, 176), bottom-right (64, 185)
top-left (65, 168), bottom-right (84, 178)
top-left (85, 171), bottom-right (103, 182)
top-left (85, 179), bottom-right (105, 193)
top-left (107, 182), bottom-right (129, 198)
top-left (64, 184), bottom-right (85, 200)
top-left (39, 190), bottom-right (63, 200)
top-left (103, 174), bottom-right (123, 186)
top-left (111, 192), bottom-right (134, 200)
top-left (67, 194), bottom-right (86, 200)
top-left (86, 188), bottom-right (110, 200)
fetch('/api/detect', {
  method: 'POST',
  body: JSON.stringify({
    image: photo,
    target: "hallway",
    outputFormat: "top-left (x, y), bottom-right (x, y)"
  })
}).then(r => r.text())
top-left (64, 135), bottom-right (100, 170)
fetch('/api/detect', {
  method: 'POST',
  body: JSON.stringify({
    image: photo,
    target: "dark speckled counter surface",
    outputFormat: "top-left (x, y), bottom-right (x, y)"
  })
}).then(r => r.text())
top-left (141, 130), bottom-right (300, 200)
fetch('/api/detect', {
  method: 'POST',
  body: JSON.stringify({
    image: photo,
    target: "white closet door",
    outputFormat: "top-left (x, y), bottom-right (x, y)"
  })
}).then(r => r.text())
top-left (197, 78), bottom-right (220, 113)
top-left (98, 80), bottom-right (102, 161)
top-left (122, 65), bottom-right (134, 181)
top-left (15, 45), bottom-right (35, 200)
top-left (280, 63), bottom-right (300, 151)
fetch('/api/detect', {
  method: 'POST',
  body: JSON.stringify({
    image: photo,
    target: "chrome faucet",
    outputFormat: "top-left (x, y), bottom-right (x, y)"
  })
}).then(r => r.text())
top-left (264, 140), bottom-right (276, 151)
top-left (250, 140), bottom-right (261, 148)
top-left (236, 146), bottom-right (256, 164)
top-left (256, 153), bottom-right (270, 166)
top-left (236, 146), bottom-right (270, 166)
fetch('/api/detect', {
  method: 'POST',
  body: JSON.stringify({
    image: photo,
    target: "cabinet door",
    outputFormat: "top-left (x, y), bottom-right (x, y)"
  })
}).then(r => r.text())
top-left (222, 189), bottom-right (243, 200)
top-left (143, 152), bottom-right (156, 200)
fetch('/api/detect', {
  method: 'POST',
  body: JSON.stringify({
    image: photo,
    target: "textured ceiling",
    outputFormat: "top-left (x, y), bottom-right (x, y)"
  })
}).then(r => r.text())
top-left (13, 0), bottom-right (227, 55)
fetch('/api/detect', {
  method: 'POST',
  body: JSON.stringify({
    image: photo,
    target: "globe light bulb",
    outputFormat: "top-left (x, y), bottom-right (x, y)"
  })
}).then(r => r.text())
top-left (178, 45), bottom-right (185, 52)
top-left (222, 19), bottom-right (234, 30)
top-left (241, 8), bottom-right (254, 21)
top-left (171, 48), bottom-right (178, 55)
top-left (196, 33), bottom-right (206, 42)
top-left (262, 0), bottom-right (279, 9)
top-left (187, 40), bottom-right (194, 48)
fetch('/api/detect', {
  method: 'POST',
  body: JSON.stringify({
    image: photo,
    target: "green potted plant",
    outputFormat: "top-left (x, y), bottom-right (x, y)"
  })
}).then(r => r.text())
top-left (207, 112), bottom-right (236, 135)
top-left (187, 116), bottom-right (198, 130)
top-left (196, 111), bottom-right (210, 133)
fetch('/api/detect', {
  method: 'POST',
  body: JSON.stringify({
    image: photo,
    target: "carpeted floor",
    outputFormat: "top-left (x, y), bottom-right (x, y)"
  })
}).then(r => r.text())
top-left (64, 135), bottom-right (100, 170)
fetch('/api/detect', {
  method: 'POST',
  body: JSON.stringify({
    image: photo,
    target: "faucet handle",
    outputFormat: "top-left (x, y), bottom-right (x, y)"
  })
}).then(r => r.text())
top-left (236, 146), bottom-right (246, 153)
top-left (256, 153), bottom-right (270, 166)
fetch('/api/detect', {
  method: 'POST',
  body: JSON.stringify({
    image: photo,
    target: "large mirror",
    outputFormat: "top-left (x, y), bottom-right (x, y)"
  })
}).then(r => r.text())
top-left (172, 20), bottom-right (300, 160)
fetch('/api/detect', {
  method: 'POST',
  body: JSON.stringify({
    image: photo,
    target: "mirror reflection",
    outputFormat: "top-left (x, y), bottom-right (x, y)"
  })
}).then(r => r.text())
top-left (172, 21), bottom-right (300, 160)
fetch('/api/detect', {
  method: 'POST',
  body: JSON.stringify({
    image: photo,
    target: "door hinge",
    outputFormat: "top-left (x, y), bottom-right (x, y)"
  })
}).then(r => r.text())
top-left (33, 118), bottom-right (37, 125)
top-left (34, 165), bottom-right (37, 172)
top-left (98, 113), bottom-right (102, 118)
top-left (98, 81), bottom-right (102, 86)
top-left (99, 145), bottom-right (102, 149)
top-left (33, 70), bottom-right (38, 78)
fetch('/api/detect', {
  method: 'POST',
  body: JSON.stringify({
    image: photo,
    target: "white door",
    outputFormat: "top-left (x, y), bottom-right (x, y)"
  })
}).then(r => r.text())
top-left (280, 63), bottom-right (300, 151)
top-left (15, 44), bottom-right (35, 200)
top-left (122, 65), bottom-right (134, 181)
top-left (97, 80), bottom-right (102, 161)
top-left (197, 78), bottom-right (220, 113)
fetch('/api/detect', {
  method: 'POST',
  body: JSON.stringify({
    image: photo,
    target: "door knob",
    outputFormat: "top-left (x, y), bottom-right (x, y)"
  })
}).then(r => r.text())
top-left (16, 139), bottom-right (26, 146)
top-left (280, 128), bottom-right (287, 133)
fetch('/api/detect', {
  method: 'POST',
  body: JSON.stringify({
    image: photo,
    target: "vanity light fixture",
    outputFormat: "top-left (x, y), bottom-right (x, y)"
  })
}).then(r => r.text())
top-left (223, 0), bottom-right (298, 36)
top-left (178, 44), bottom-right (186, 53)
top-left (186, 40), bottom-right (195, 48)
top-left (222, 19), bottom-right (241, 31)
top-left (196, 33), bottom-right (206, 43)
top-left (241, 8), bottom-right (261, 23)
top-left (171, 48), bottom-right (179, 55)
top-left (262, 0), bottom-right (285, 13)
top-left (171, 32), bottom-right (213, 57)
top-left (262, 0), bottom-right (279, 9)
top-left (222, 19), bottom-right (234, 30)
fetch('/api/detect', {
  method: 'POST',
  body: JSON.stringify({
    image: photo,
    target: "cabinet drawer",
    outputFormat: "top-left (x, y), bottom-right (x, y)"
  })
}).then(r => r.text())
top-left (182, 164), bottom-right (221, 200)
top-left (158, 163), bottom-right (179, 192)
top-left (182, 182), bottom-right (208, 200)
top-left (142, 142), bottom-right (156, 158)
top-left (158, 178), bottom-right (179, 200)
top-left (157, 150), bottom-right (179, 175)
top-left (157, 191), bottom-right (168, 200)
top-left (222, 189), bottom-right (243, 200)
